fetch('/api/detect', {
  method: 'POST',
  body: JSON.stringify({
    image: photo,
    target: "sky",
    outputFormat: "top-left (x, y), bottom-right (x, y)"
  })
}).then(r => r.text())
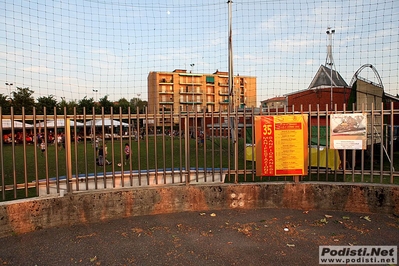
top-left (1, 0), bottom-right (398, 104)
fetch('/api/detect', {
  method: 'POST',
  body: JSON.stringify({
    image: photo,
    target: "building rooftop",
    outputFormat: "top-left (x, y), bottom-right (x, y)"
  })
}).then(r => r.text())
top-left (308, 65), bottom-right (348, 89)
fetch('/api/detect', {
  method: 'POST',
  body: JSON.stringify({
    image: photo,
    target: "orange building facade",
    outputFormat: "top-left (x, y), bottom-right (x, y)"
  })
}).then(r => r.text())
top-left (148, 69), bottom-right (256, 127)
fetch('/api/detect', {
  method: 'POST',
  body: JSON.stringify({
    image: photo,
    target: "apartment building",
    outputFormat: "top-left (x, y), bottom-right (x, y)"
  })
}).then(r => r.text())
top-left (147, 69), bottom-right (256, 126)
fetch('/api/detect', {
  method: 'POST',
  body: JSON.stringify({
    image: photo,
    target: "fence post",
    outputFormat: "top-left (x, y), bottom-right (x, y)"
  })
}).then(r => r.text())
top-left (65, 118), bottom-right (72, 192)
top-left (184, 116), bottom-right (190, 185)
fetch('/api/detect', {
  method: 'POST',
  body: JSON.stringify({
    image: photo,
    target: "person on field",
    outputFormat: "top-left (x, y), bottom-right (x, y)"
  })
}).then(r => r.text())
top-left (97, 143), bottom-right (110, 165)
top-left (40, 140), bottom-right (46, 156)
top-left (97, 144), bottom-right (103, 165)
top-left (124, 143), bottom-right (130, 165)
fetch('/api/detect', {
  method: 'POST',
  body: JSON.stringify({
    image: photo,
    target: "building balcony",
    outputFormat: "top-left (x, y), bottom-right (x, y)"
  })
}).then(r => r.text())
top-left (159, 90), bottom-right (174, 94)
top-left (179, 89), bottom-right (202, 94)
top-left (159, 111), bottom-right (173, 114)
top-left (159, 78), bottom-right (173, 83)
top-left (159, 101), bottom-right (174, 105)
top-left (219, 100), bottom-right (230, 104)
top-left (179, 100), bottom-right (202, 104)
top-left (179, 82), bottom-right (202, 86)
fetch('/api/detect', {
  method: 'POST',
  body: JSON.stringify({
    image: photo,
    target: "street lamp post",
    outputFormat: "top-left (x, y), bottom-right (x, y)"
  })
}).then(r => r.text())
top-left (93, 89), bottom-right (98, 103)
top-left (326, 27), bottom-right (335, 110)
top-left (136, 93), bottom-right (141, 113)
top-left (5, 82), bottom-right (13, 98)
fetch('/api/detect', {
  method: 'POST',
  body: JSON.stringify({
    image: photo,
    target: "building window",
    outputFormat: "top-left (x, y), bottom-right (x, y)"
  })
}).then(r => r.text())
top-left (206, 76), bottom-right (215, 84)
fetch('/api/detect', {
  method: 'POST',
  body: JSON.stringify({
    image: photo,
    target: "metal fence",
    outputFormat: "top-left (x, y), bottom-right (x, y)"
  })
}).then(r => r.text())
top-left (1, 104), bottom-right (399, 201)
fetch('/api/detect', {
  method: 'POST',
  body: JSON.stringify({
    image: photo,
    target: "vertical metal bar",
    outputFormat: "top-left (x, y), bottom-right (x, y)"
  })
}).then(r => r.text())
top-left (218, 111), bottom-right (223, 181)
top-left (178, 110), bottom-right (183, 183)
top-left (389, 102), bottom-right (395, 184)
top-left (53, 108), bottom-right (60, 192)
top-left (202, 109), bottom-right (207, 182)
top-left (33, 109), bottom-right (39, 196)
top-left (227, 110), bottom-right (231, 181)
top-left (43, 108), bottom-right (50, 194)
top-left (210, 111), bottom-right (215, 182)
top-left (243, 108), bottom-right (247, 182)
top-left (360, 104), bottom-right (365, 182)
top-left (307, 104), bottom-right (312, 181)
top-left (234, 106), bottom-right (239, 183)
top-left (325, 104), bottom-right (330, 181)
top-left (0, 108), bottom-right (4, 200)
top-left (22, 108), bottom-right (28, 197)
top-left (333, 104), bottom-right (338, 182)
top-left (82, 108), bottom-right (88, 190)
top-left (136, 107), bottom-right (142, 186)
top-left (154, 108), bottom-right (159, 184)
top-left (251, 107), bottom-right (255, 181)
top-left (10, 108), bottom-right (17, 198)
top-left (316, 104), bottom-right (320, 181)
top-left (380, 104), bottom-right (384, 183)
top-left (73, 108), bottom-right (79, 191)
top-left (341, 104), bottom-right (347, 178)
top-left (101, 108), bottom-right (106, 188)
top-left (349, 104), bottom-right (355, 182)
top-left (92, 107), bottom-right (98, 190)
top-left (118, 107), bottom-right (124, 188)
top-left (162, 107), bottom-right (166, 184)
top-left (195, 110), bottom-right (199, 183)
top-left (185, 115), bottom-right (190, 185)
top-left (370, 103), bottom-right (374, 182)
top-left (145, 107), bottom-right (150, 185)
top-left (110, 108), bottom-right (116, 187)
top-left (64, 113), bottom-right (72, 193)
top-left (128, 107), bottom-right (134, 186)
top-left (170, 108), bottom-right (175, 183)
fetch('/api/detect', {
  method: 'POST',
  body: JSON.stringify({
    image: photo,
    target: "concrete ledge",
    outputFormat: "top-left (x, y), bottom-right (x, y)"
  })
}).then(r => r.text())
top-left (0, 182), bottom-right (398, 238)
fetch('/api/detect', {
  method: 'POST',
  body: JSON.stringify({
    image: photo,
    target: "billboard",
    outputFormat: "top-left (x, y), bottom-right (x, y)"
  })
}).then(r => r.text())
top-left (255, 114), bottom-right (308, 176)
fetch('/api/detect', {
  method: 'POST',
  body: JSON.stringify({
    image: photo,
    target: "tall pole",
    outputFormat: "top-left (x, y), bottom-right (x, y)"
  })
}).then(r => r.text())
top-left (190, 63), bottom-right (195, 112)
top-left (228, 0), bottom-right (237, 182)
top-left (326, 27), bottom-right (335, 110)
top-left (93, 89), bottom-right (98, 103)
top-left (228, 0), bottom-right (234, 111)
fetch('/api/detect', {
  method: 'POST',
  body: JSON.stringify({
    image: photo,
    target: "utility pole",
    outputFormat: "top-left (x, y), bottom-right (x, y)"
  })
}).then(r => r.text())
top-left (228, 0), bottom-right (238, 183)
top-left (190, 63), bottom-right (195, 111)
top-left (227, 0), bottom-right (234, 111)
top-left (326, 27), bottom-right (335, 110)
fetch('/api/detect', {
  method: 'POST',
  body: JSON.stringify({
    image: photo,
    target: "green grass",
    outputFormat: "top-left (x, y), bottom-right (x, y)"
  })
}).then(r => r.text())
top-left (1, 136), bottom-right (399, 201)
top-left (0, 136), bottom-right (252, 200)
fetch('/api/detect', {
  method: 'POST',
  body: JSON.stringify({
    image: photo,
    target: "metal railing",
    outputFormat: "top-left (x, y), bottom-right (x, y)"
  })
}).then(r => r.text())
top-left (1, 104), bottom-right (398, 201)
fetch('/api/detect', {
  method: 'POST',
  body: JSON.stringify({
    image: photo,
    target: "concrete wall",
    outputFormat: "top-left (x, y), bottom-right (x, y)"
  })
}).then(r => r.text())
top-left (0, 182), bottom-right (398, 238)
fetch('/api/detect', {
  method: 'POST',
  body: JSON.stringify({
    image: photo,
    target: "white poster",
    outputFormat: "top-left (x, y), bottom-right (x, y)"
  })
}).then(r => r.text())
top-left (330, 113), bottom-right (367, 150)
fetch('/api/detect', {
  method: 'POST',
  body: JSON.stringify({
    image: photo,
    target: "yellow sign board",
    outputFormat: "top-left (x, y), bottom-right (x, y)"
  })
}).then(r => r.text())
top-left (255, 115), bottom-right (308, 176)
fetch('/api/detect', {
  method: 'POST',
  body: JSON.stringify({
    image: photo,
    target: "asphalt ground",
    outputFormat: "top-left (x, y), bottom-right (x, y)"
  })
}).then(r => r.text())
top-left (0, 208), bottom-right (398, 266)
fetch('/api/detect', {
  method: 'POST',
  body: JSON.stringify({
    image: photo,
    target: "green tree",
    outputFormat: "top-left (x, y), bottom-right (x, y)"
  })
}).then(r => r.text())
top-left (58, 98), bottom-right (79, 115)
top-left (98, 95), bottom-right (114, 114)
top-left (130, 97), bottom-right (147, 114)
top-left (67, 99), bottom-right (79, 115)
top-left (115, 97), bottom-right (131, 114)
top-left (77, 96), bottom-right (95, 115)
top-left (36, 95), bottom-right (58, 115)
top-left (11, 87), bottom-right (35, 115)
top-left (0, 94), bottom-right (11, 115)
